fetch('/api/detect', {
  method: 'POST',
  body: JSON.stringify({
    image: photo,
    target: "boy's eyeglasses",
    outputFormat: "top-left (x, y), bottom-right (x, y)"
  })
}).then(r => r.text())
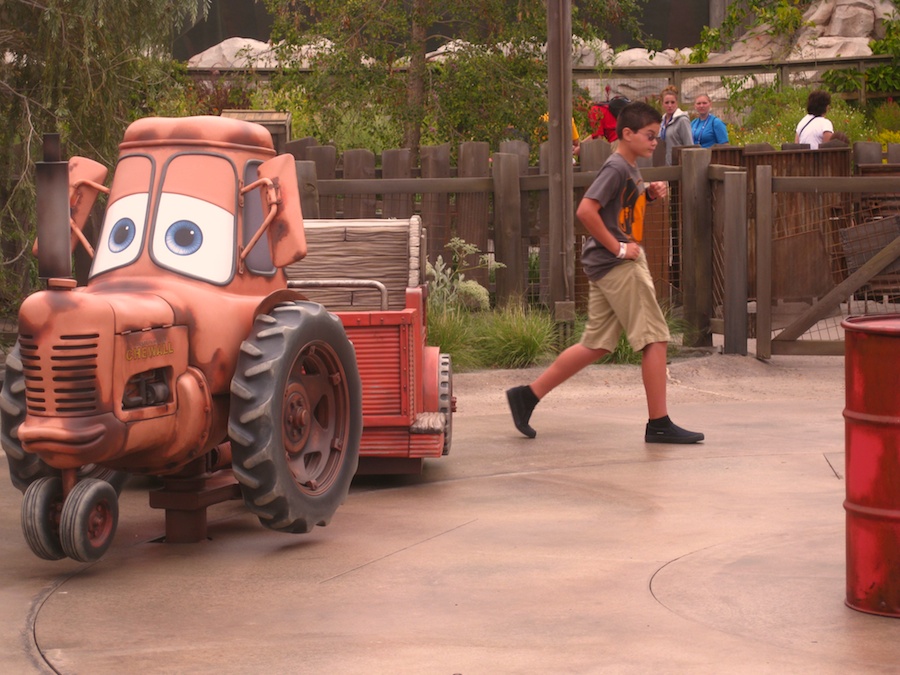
top-left (636, 131), bottom-right (659, 143)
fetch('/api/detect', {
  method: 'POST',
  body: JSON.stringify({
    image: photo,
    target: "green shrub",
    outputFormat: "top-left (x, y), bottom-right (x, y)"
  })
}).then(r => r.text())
top-left (457, 279), bottom-right (491, 311)
top-left (474, 303), bottom-right (557, 369)
top-left (821, 68), bottom-right (865, 94)
top-left (426, 237), bottom-right (502, 312)
top-left (689, 0), bottom-right (812, 64)
top-left (426, 305), bottom-right (481, 371)
top-left (867, 12), bottom-right (900, 94)
top-left (873, 99), bottom-right (900, 132)
top-left (874, 129), bottom-right (900, 149)
top-left (427, 297), bottom-right (694, 371)
top-left (725, 83), bottom-right (874, 146)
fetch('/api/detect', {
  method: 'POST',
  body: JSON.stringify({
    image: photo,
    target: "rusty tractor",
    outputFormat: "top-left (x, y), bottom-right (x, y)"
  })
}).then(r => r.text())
top-left (1, 116), bottom-right (452, 562)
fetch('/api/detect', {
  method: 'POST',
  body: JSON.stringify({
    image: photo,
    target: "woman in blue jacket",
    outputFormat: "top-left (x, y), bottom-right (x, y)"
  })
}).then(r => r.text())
top-left (691, 94), bottom-right (729, 148)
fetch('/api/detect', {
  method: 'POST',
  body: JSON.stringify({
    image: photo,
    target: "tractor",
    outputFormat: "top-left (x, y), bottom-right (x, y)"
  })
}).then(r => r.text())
top-left (1, 116), bottom-right (452, 562)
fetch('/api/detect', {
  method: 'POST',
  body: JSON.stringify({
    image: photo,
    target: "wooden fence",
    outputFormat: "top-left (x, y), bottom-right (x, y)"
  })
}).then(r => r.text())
top-left (285, 136), bottom-right (690, 319)
top-left (284, 135), bottom-right (900, 356)
top-left (753, 170), bottom-right (900, 357)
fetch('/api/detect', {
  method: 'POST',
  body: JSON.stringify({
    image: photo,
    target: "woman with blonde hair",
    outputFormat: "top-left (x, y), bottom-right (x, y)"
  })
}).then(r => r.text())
top-left (659, 85), bottom-right (694, 164)
top-left (691, 93), bottom-right (729, 148)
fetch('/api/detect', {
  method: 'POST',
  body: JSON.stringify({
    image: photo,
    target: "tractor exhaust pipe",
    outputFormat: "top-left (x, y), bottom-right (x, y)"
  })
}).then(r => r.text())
top-left (35, 133), bottom-right (72, 281)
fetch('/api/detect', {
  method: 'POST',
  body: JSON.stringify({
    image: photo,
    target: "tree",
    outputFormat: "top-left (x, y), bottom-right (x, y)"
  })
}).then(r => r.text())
top-left (261, 0), bottom-right (648, 158)
top-left (689, 0), bottom-right (815, 63)
top-left (0, 0), bottom-right (210, 315)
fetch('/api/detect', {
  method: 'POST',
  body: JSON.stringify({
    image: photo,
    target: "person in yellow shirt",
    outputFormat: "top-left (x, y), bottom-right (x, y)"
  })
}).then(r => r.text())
top-left (539, 113), bottom-right (581, 157)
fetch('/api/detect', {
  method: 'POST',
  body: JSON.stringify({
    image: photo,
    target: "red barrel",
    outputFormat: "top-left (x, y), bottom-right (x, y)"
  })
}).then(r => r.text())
top-left (843, 314), bottom-right (900, 617)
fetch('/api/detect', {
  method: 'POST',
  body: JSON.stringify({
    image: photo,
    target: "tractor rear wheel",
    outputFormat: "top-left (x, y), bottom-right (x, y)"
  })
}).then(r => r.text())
top-left (59, 478), bottom-right (119, 563)
top-left (2, 342), bottom-right (50, 492)
top-left (228, 302), bottom-right (362, 533)
top-left (21, 476), bottom-right (66, 561)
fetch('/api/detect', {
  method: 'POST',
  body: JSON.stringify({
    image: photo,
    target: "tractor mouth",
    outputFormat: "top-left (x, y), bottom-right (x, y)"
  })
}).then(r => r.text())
top-left (18, 421), bottom-right (106, 445)
top-left (17, 413), bottom-right (125, 470)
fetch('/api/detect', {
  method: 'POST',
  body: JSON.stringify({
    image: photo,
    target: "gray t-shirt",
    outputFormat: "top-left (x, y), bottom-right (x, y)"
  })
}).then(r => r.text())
top-left (580, 153), bottom-right (647, 281)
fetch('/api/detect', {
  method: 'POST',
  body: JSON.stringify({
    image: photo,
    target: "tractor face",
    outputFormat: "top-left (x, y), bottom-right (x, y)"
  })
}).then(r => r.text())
top-left (13, 126), bottom-right (283, 475)
top-left (14, 288), bottom-right (193, 471)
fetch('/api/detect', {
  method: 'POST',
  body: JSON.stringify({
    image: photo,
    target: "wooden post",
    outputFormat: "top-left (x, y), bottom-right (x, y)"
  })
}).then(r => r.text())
top-left (295, 160), bottom-right (320, 219)
top-left (457, 141), bottom-right (491, 287)
top-left (570, 139), bottom-right (611, 312)
top-left (420, 144), bottom-right (451, 265)
top-left (709, 0), bottom-right (727, 28)
top-left (382, 148), bottom-right (413, 218)
top-left (307, 145), bottom-right (337, 218)
top-left (499, 139), bottom-right (530, 241)
top-left (500, 140), bottom-right (531, 302)
top-left (493, 152), bottom-right (525, 305)
top-left (538, 143), bottom-right (551, 305)
top-left (723, 170), bottom-right (748, 355)
top-left (342, 149), bottom-right (376, 218)
top-left (546, 0), bottom-right (575, 316)
top-left (579, 138), bottom-right (611, 169)
top-left (857, 59), bottom-right (867, 107)
top-left (681, 147), bottom-right (713, 346)
top-left (755, 165), bottom-right (773, 359)
top-left (285, 137), bottom-right (318, 161)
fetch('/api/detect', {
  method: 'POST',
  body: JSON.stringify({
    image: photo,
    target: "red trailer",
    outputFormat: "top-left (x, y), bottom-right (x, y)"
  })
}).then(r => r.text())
top-left (288, 217), bottom-right (453, 475)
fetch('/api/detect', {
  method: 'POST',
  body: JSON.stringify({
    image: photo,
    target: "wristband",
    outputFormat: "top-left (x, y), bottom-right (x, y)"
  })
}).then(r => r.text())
top-left (616, 242), bottom-right (627, 259)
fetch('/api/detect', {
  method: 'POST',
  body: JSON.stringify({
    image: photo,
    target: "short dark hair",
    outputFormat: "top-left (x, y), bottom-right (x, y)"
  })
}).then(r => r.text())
top-left (616, 101), bottom-right (662, 137)
top-left (607, 96), bottom-right (630, 117)
top-left (807, 89), bottom-right (831, 116)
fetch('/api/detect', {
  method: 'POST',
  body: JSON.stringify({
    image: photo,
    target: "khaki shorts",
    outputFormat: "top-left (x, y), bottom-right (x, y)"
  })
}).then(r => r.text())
top-left (580, 252), bottom-right (670, 353)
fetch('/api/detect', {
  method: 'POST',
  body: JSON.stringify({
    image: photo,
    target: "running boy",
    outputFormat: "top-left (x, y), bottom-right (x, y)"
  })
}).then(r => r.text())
top-left (506, 101), bottom-right (703, 444)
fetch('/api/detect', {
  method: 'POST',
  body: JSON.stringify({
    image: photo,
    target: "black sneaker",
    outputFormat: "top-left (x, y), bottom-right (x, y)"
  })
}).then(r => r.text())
top-left (506, 385), bottom-right (538, 439)
top-left (645, 419), bottom-right (704, 444)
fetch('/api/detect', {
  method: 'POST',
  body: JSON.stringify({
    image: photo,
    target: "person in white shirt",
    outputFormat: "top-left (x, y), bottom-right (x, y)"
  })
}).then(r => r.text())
top-left (795, 90), bottom-right (834, 149)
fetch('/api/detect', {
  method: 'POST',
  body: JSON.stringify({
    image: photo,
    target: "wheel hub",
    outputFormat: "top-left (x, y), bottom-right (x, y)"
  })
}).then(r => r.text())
top-left (283, 383), bottom-right (312, 453)
top-left (86, 502), bottom-right (113, 545)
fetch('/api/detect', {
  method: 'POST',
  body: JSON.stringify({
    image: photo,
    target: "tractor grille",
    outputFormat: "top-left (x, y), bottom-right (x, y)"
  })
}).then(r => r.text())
top-left (19, 333), bottom-right (101, 415)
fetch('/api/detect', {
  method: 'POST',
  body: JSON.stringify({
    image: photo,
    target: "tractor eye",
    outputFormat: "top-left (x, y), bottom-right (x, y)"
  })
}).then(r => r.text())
top-left (165, 220), bottom-right (203, 256)
top-left (109, 218), bottom-right (136, 252)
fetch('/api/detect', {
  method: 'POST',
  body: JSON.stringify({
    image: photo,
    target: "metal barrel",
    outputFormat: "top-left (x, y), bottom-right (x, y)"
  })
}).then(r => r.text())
top-left (843, 314), bottom-right (900, 617)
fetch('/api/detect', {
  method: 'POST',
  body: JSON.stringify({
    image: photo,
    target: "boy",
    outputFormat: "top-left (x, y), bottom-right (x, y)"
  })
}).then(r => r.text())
top-left (506, 101), bottom-right (703, 444)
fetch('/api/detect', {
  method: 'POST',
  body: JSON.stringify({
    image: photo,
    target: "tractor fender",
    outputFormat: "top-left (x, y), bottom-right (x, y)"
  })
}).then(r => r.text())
top-left (253, 289), bottom-right (312, 320)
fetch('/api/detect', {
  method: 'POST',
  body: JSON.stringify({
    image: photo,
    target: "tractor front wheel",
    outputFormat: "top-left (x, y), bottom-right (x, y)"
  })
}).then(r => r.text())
top-left (228, 302), bottom-right (362, 533)
top-left (59, 478), bottom-right (119, 563)
top-left (21, 476), bottom-right (66, 561)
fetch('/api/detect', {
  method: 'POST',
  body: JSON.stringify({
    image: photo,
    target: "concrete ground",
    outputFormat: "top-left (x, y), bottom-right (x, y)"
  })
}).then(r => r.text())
top-left (1, 351), bottom-right (899, 674)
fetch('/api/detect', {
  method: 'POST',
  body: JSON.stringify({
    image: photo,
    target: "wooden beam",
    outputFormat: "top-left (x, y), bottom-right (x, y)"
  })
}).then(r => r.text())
top-left (681, 147), bottom-right (713, 346)
top-left (723, 170), bottom-right (748, 355)
top-left (546, 0), bottom-right (574, 305)
top-left (775, 235), bottom-right (900, 342)
top-left (755, 165), bottom-right (773, 359)
top-left (493, 152), bottom-right (525, 304)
